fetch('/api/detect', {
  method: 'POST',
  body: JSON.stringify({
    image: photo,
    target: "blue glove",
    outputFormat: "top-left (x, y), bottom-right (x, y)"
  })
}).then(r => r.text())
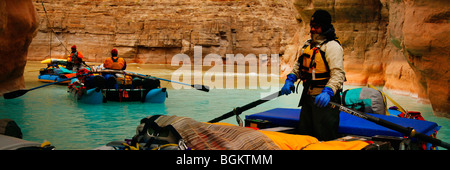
top-left (315, 86), bottom-right (334, 107)
top-left (281, 74), bottom-right (297, 95)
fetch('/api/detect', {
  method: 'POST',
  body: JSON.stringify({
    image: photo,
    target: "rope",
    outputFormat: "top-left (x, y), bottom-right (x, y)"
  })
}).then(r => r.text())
top-left (40, 0), bottom-right (70, 54)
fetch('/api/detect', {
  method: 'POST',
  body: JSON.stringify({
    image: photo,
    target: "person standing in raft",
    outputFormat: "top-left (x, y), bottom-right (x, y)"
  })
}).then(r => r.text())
top-left (103, 48), bottom-right (127, 70)
top-left (67, 45), bottom-right (84, 72)
top-left (281, 10), bottom-right (346, 141)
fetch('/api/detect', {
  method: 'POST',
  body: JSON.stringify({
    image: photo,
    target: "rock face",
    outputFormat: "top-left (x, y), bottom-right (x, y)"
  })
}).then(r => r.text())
top-left (28, 0), bottom-right (299, 64)
top-left (287, 0), bottom-right (450, 117)
top-left (389, 0), bottom-right (450, 117)
top-left (0, 0), bottom-right (38, 95)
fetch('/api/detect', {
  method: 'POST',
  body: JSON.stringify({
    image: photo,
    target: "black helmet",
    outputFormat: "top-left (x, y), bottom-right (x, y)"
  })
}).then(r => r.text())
top-left (311, 10), bottom-right (332, 31)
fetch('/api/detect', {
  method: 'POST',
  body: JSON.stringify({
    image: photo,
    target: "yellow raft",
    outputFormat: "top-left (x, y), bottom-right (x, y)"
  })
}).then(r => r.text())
top-left (215, 122), bottom-right (368, 150)
top-left (40, 58), bottom-right (67, 64)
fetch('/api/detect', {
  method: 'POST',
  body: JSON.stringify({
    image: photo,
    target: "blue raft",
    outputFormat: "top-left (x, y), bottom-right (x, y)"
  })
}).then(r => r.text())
top-left (67, 72), bottom-right (168, 104)
top-left (38, 66), bottom-right (87, 84)
top-left (245, 108), bottom-right (441, 149)
top-left (38, 74), bottom-right (74, 84)
top-left (68, 87), bottom-right (167, 104)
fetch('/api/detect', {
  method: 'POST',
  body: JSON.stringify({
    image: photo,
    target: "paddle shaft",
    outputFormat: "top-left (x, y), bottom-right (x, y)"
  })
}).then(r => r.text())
top-left (324, 98), bottom-right (450, 149)
top-left (141, 74), bottom-right (208, 92)
top-left (208, 91), bottom-right (282, 123)
top-left (29, 77), bottom-right (77, 91)
top-left (93, 70), bottom-right (209, 92)
top-left (125, 71), bottom-right (209, 92)
top-left (3, 74), bottom-right (82, 99)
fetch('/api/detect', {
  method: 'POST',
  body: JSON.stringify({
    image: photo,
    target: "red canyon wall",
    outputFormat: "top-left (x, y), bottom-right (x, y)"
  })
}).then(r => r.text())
top-left (0, 0), bottom-right (38, 95)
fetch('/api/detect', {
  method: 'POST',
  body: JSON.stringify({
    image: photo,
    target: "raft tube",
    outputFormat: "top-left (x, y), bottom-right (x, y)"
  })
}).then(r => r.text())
top-left (68, 87), bottom-right (167, 104)
top-left (144, 88), bottom-right (167, 103)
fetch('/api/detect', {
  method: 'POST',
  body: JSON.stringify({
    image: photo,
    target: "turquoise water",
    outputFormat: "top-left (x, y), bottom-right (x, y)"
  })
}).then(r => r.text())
top-left (0, 63), bottom-right (448, 150)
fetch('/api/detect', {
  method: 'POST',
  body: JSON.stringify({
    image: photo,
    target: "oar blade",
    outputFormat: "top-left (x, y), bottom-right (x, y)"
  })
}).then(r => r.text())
top-left (192, 84), bottom-right (210, 92)
top-left (3, 90), bottom-right (29, 99)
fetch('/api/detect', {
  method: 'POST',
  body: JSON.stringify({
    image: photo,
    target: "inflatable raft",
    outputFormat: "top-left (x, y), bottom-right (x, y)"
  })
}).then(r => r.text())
top-left (0, 134), bottom-right (55, 150)
top-left (38, 59), bottom-right (79, 84)
top-left (68, 70), bottom-right (167, 104)
top-left (245, 108), bottom-right (442, 150)
top-left (68, 86), bottom-right (167, 104)
top-left (96, 115), bottom-right (374, 150)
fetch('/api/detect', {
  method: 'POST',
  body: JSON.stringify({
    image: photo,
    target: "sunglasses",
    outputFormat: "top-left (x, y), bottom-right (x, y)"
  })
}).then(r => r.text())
top-left (310, 23), bottom-right (321, 29)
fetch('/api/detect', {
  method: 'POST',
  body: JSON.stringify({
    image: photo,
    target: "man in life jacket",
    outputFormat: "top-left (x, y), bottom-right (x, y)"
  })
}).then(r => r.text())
top-left (67, 45), bottom-right (84, 72)
top-left (281, 10), bottom-right (346, 141)
top-left (104, 48), bottom-right (126, 70)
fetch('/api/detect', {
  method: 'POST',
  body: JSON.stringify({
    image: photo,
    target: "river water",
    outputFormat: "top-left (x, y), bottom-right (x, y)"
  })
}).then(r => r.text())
top-left (0, 61), bottom-right (448, 150)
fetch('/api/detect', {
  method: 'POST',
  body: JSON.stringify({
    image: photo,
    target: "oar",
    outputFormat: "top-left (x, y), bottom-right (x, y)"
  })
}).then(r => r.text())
top-left (3, 75), bottom-right (80, 99)
top-left (93, 69), bottom-right (210, 92)
top-left (319, 96), bottom-right (450, 149)
top-left (208, 90), bottom-right (283, 123)
top-left (124, 70), bottom-right (210, 92)
top-left (149, 76), bottom-right (210, 92)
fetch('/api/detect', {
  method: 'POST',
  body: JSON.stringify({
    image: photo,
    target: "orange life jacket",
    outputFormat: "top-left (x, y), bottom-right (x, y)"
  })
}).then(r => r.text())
top-left (104, 56), bottom-right (125, 70)
top-left (68, 51), bottom-right (83, 64)
top-left (298, 39), bottom-right (341, 88)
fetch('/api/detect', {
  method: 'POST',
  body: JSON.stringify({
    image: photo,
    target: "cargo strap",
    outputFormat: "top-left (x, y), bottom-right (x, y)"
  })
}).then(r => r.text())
top-left (233, 108), bottom-right (243, 127)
